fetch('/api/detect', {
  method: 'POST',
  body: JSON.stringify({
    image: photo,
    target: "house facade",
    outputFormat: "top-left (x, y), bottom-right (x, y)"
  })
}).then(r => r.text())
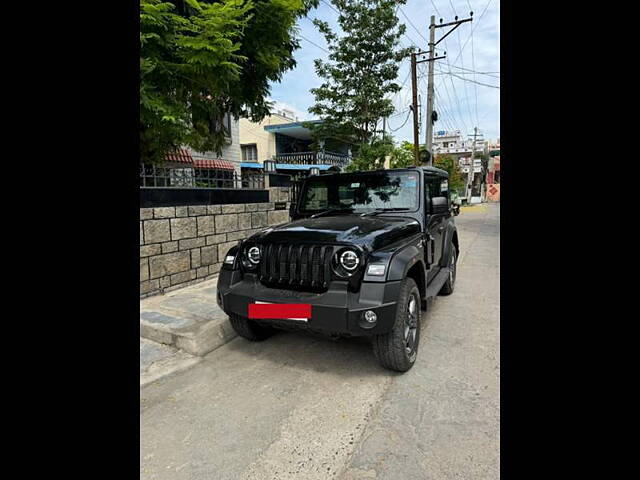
top-left (140, 115), bottom-right (246, 188)
top-left (239, 111), bottom-right (352, 177)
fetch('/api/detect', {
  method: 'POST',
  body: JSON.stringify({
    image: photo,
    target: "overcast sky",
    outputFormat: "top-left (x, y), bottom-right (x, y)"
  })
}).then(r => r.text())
top-left (269, 0), bottom-right (500, 144)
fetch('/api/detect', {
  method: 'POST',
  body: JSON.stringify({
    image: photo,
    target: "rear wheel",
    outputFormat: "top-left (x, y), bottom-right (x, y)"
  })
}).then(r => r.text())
top-left (228, 313), bottom-right (276, 341)
top-left (372, 278), bottom-right (421, 372)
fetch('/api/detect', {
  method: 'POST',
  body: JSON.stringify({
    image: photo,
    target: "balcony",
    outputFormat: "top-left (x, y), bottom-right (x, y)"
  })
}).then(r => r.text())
top-left (273, 150), bottom-right (351, 167)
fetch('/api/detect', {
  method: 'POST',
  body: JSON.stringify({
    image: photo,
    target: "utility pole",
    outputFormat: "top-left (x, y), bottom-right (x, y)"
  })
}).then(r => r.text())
top-left (410, 52), bottom-right (420, 166)
top-left (425, 15), bottom-right (436, 164)
top-left (466, 126), bottom-right (484, 202)
top-left (424, 12), bottom-right (474, 165)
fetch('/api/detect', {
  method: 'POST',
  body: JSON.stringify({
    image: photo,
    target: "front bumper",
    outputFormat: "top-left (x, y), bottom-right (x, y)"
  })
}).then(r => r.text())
top-left (217, 270), bottom-right (401, 336)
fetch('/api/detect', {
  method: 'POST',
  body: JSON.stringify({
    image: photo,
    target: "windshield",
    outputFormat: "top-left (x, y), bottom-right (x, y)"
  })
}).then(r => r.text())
top-left (299, 171), bottom-right (420, 214)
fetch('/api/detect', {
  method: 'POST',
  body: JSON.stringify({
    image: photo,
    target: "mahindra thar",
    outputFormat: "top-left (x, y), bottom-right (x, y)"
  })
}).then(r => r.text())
top-left (216, 167), bottom-right (459, 372)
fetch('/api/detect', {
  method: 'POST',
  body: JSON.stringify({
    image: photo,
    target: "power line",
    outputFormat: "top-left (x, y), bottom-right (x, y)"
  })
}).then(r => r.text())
top-left (443, 64), bottom-right (500, 78)
top-left (447, 0), bottom-right (494, 68)
top-left (429, 0), bottom-right (442, 17)
top-left (426, 62), bottom-right (467, 134)
top-left (469, 1), bottom-right (479, 126)
top-left (398, 6), bottom-right (429, 45)
top-left (447, 0), bottom-right (475, 130)
top-left (299, 33), bottom-right (330, 54)
top-left (439, 71), bottom-right (500, 89)
top-left (320, 0), bottom-right (339, 15)
top-left (435, 71), bottom-right (499, 76)
top-left (388, 109), bottom-right (412, 132)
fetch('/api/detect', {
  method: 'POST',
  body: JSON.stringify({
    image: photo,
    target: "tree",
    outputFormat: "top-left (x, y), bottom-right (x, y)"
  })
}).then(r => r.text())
top-left (140, 0), bottom-right (319, 164)
top-left (434, 153), bottom-right (464, 193)
top-left (345, 136), bottom-right (414, 172)
top-left (308, 0), bottom-right (410, 153)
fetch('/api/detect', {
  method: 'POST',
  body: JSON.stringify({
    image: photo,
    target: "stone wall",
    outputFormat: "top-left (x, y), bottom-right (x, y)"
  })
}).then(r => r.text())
top-left (140, 202), bottom-right (290, 297)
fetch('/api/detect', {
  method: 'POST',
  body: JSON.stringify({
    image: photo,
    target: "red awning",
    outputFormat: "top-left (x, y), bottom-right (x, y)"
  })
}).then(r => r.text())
top-left (193, 158), bottom-right (235, 170)
top-left (165, 148), bottom-right (194, 164)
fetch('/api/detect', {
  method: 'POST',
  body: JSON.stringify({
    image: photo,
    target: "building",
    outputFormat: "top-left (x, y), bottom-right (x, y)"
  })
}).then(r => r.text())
top-left (433, 130), bottom-right (488, 202)
top-left (140, 114), bottom-right (245, 188)
top-left (239, 111), bottom-right (352, 177)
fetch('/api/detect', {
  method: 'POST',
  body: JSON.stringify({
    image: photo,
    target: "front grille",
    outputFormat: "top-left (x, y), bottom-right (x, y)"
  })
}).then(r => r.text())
top-left (259, 243), bottom-right (336, 292)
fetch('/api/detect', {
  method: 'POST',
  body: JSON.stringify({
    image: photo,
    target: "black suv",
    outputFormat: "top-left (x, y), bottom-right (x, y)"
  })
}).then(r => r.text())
top-left (217, 167), bottom-right (459, 372)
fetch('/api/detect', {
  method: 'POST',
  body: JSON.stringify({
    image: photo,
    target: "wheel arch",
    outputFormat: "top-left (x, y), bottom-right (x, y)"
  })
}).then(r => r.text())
top-left (440, 223), bottom-right (460, 266)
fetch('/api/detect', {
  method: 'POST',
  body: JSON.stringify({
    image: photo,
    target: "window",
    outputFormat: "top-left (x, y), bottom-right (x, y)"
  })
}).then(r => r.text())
top-left (300, 171), bottom-right (419, 213)
top-left (241, 144), bottom-right (258, 162)
top-left (425, 176), bottom-right (449, 211)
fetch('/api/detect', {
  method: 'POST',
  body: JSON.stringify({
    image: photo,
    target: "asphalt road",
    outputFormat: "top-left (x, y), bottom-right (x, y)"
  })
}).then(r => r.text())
top-left (140, 203), bottom-right (500, 480)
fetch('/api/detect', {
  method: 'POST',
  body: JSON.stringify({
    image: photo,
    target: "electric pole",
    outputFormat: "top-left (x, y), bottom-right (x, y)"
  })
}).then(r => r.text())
top-left (425, 15), bottom-right (436, 164)
top-left (466, 126), bottom-right (484, 202)
top-left (424, 12), bottom-right (474, 165)
top-left (410, 52), bottom-right (420, 165)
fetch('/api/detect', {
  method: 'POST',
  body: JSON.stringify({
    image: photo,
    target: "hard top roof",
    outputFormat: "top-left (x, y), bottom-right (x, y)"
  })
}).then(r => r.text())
top-left (309, 166), bottom-right (449, 179)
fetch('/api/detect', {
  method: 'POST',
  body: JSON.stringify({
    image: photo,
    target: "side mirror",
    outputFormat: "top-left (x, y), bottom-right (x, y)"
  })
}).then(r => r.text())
top-left (431, 196), bottom-right (449, 214)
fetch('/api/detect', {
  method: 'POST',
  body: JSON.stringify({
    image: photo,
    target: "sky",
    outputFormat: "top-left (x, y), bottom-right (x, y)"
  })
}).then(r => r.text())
top-left (268, 0), bottom-right (500, 144)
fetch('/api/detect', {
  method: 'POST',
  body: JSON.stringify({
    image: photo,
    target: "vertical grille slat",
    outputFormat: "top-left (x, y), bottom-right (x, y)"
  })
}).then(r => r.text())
top-left (323, 246), bottom-right (333, 287)
top-left (269, 244), bottom-right (277, 281)
top-left (259, 242), bottom-right (337, 292)
top-left (279, 244), bottom-right (287, 282)
top-left (260, 244), bottom-right (267, 279)
top-left (300, 245), bottom-right (308, 284)
top-left (289, 245), bottom-right (296, 284)
top-left (308, 245), bottom-right (315, 284)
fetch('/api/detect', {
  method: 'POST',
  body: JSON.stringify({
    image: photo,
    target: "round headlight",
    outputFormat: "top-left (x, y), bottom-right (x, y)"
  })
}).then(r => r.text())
top-left (248, 246), bottom-right (261, 264)
top-left (340, 250), bottom-right (360, 271)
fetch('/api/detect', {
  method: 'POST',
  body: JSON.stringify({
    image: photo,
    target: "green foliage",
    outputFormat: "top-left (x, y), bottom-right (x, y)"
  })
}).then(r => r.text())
top-left (308, 0), bottom-right (410, 151)
top-left (345, 135), bottom-right (415, 172)
top-left (140, 0), bottom-right (319, 164)
top-left (434, 154), bottom-right (464, 192)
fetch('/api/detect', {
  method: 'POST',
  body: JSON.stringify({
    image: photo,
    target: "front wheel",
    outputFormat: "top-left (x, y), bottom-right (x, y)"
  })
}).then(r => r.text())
top-left (228, 313), bottom-right (277, 341)
top-left (372, 278), bottom-right (421, 372)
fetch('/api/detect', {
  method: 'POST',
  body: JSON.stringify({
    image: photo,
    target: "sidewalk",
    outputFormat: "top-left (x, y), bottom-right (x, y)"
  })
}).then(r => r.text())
top-left (140, 276), bottom-right (236, 386)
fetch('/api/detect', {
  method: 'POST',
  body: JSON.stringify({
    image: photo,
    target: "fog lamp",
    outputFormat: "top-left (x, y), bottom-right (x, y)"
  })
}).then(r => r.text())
top-left (363, 310), bottom-right (377, 324)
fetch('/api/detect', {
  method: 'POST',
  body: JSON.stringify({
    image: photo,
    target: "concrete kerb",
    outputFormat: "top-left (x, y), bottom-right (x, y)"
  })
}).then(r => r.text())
top-left (140, 276), bottom-right (238, 357)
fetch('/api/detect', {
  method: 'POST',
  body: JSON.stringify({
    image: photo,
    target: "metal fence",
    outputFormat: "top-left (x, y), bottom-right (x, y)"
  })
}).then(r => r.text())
top-left (140, 164), bottom-right (265, 189)
top-left (273, 151), bottom-right (350, 167)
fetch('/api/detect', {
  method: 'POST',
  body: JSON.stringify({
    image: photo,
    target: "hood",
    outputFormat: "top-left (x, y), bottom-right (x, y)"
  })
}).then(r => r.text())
top-left (249, 214), bottom-right (421, 251)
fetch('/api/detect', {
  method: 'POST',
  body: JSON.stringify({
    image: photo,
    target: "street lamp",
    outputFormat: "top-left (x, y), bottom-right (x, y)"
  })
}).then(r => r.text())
top-left (263, 159), bottom-right (276, 173)
top-left (309, 167), bottom-right (320, 176)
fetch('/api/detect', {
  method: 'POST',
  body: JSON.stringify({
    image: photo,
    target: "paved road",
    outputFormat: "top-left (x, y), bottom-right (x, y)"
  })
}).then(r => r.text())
top-left (140, 203), bottom-right (500, 480)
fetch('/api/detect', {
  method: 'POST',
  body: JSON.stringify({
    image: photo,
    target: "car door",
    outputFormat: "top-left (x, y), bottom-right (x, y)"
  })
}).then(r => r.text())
top-left (425, 175), bottom-right (445, 282)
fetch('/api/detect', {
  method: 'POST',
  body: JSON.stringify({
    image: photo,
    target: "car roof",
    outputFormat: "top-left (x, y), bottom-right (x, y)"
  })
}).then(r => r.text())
top-left (310, 166), bottom-right (449, 179)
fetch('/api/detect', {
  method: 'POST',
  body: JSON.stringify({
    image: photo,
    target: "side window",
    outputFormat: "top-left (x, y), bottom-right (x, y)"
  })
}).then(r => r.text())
top-left (425, 176), bottom-right (449, 213)
top-left (303, 182), bottom-right (328, 210)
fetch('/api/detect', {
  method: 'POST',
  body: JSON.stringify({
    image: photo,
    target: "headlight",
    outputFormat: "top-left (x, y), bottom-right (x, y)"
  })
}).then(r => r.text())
top-left (339, 250), bottom-right (360, 271)
top-left (366, 264), bottom-right (386, 276)
top-left (247, 246), bottom-right (261, 264)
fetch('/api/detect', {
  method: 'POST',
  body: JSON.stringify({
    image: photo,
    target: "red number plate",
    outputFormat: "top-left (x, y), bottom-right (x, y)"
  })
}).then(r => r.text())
top-left (248, 302), bottom-right (311, 321)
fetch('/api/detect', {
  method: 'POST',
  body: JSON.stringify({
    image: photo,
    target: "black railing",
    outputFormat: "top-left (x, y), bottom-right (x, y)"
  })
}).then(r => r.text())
top-left (140, 164), bottom-right (264, 189)
top-left (273, 151), bottom-right (350, 167)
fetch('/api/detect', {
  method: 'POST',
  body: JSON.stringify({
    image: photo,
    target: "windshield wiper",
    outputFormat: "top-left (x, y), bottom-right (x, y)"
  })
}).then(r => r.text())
top-left (310, 207), bottom-right (355, 218)
top-left (360, 207), bottom-right (411, 217)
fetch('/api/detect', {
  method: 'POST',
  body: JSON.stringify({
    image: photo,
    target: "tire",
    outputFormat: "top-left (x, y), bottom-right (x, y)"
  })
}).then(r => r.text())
top-left (439, 244), bottom-right (457, 295)
top-left (372, 278), bottom-right (421, 372)
top-left (228, 313), bottom-right (276, 341)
